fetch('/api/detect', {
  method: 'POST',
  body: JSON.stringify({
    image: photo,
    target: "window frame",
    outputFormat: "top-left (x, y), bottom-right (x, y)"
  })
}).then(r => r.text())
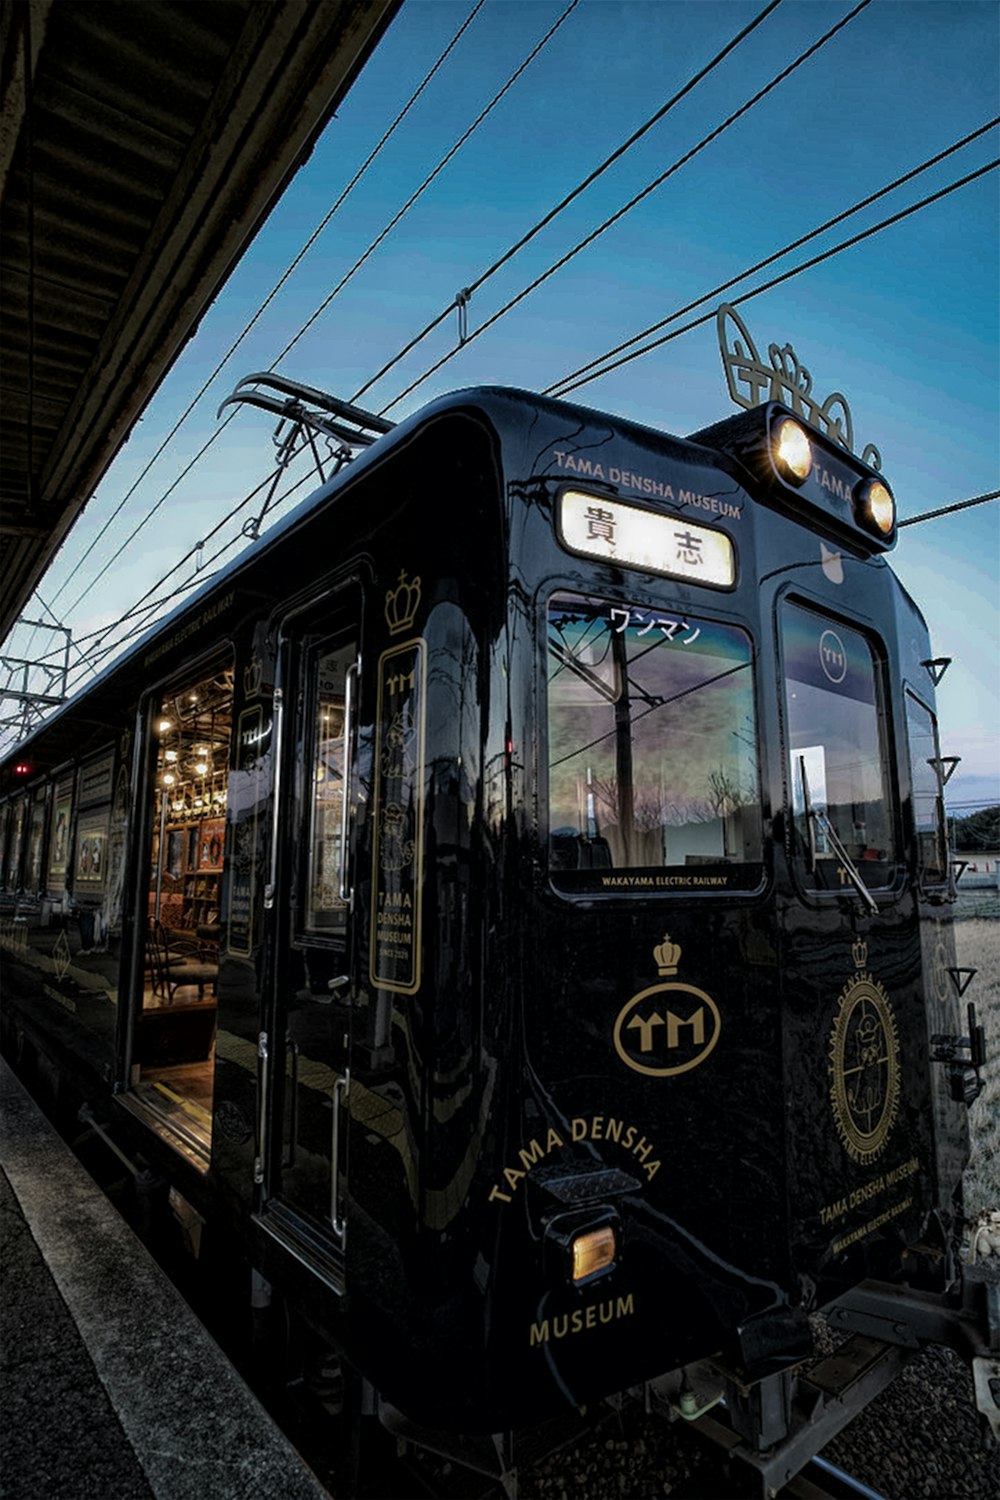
top-left (903, 687), bottom-right (950, 891)
top-left (778, 596), bottom-right (899, 901)
top-left (542, 585), bottom-right (765, 898)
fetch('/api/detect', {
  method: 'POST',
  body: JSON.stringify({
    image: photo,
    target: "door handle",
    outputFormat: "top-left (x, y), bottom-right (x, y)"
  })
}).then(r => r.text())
top-left (331, 1069), bottom-right (350, 1239)
top-left (254, 1030), bottom-right (269, 1186)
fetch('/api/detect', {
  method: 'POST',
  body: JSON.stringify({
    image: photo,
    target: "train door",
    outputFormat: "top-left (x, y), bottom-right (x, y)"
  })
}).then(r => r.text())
top-left (128, 658), bottom-right (233, 1166)
top-left (779, 598), bottom-right (931, 1256)
top-left (257, 589), bottom-right (361, 1280)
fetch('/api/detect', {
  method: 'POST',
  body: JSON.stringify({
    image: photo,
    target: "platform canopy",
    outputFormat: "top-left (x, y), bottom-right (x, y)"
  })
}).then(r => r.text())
top-left (0, 0), bottom-right (399, 643)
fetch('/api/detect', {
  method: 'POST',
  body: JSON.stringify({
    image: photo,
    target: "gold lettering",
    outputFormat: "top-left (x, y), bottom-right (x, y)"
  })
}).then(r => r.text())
top-left (666, 1008), bottom-right (705, 1049)
top-left (528, 1294), bottom-right (636, 1347)
top-left (519, 1139), bottom-right (546, 1172)
top-left (627, 1012), bottom-right (664, 1052)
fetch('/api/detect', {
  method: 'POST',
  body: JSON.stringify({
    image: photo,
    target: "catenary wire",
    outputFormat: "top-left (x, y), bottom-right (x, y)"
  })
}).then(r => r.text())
top-left (11, 23), bottom-right (995, 690)
top-left (551, 158), bottom-right (999, 395)
top-left (41, 0), bottom-right (488, 617)
top-left (50, 0), bottom-right (770, 638)
top-left (374, 0), bottom-right (872, 413)
top-left (272, 0), bottom-right (583, 367)
top-left (60, 463), bottom-right (322, 691)
top-left (31, 155), bottom-right (1000, 690)
top-left (547, 116), bottom-right (1000, 396)
top-left (23, 0), bottom-right (801, 643)
top-left (21, 138), bottom-right (998, 688)
top-left (59, 468), bottom-right (318, 696)
top-left (898, 491), bottom-right (1000, 527)
top-left (349, 0), bottom-right (785, 404)
top-left (49, 0), bottom-right (577, 631)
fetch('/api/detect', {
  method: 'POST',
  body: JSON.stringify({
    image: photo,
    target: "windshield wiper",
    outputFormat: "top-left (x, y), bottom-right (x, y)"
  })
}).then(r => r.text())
top-left (798, 754), bottom-right (878, 915)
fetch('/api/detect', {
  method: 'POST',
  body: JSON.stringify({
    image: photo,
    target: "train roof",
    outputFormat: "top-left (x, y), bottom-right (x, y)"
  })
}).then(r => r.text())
top-left (1, 381), bottom-right (919, 784)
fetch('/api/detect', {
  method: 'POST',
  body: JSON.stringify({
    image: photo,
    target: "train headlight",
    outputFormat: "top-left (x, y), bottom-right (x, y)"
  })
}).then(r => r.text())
top-left (854, 477), bottom-right (895, 538)
top-left (571, 1225), bottom-right (616, 1283)
top-left (773, 418), bottom-right (812, 484)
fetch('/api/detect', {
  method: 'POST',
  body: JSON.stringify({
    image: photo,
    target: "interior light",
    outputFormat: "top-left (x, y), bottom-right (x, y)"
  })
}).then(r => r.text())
top-left (158, 718), bottom-right (172, 733)
top-left (163, 773), bottom-right (175, 786)
top-left (195, 761), bottom-right (208, 775)
top-left (572, 1225), bottom-right (616, 1282)
top-left (856, 477), bottom-right (895, 536)
top-left (773, 418), bottom-right (813, 483)
top-left (165, 750), bottom-right (177, 762)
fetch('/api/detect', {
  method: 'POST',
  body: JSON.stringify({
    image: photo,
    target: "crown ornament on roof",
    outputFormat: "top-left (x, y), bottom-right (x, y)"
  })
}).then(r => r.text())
top-left (385, 570), bottom-right (422, 636)
top-left (717, 303), bottom-right (882, 471)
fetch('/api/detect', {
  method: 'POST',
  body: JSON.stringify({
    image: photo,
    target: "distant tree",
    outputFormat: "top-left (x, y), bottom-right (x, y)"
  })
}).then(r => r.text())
top-left (950, 806), bottom-right (1000, 850)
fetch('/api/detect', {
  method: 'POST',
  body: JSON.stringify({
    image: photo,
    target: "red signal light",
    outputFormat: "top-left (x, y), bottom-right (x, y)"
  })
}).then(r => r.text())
top-left (14, 762), bottom-right (31, 776)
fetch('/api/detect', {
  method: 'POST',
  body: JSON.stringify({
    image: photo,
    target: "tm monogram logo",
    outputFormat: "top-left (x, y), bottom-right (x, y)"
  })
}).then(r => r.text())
top-left (613, 937), bottom-right (721, 1078)
top-left (819, 628), bottom-right (847, 684)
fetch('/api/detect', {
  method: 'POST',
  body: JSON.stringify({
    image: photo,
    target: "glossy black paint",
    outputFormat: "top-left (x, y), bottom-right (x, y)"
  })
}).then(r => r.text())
top-left (0, 388), bottom-right (969, 1438)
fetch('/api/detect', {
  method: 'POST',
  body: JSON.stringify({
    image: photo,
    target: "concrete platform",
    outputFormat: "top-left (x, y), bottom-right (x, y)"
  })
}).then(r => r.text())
top-left (0, 1059), bottom-right (328, 1500)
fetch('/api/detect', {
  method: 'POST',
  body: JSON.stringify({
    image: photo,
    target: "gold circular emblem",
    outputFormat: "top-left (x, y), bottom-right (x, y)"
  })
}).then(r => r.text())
top-left (613, 982), bottom-right (721, 1078)
top-left (828, 974), bottom-right (900, 1165)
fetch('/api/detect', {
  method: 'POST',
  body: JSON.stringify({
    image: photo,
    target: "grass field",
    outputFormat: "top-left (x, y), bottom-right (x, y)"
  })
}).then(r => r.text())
top-left (957, 915), bottom-right (999, 1220)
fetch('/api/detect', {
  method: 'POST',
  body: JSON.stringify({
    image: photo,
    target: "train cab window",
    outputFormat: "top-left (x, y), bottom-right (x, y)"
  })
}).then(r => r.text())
top-left (781, 603), bottom-right (896, 893)
top-left (904, 691), bottom-right (948, 886)
top-left (546, 593), bottom-right (762, 890)
top-left (302, 639), bottom-right (356, 936)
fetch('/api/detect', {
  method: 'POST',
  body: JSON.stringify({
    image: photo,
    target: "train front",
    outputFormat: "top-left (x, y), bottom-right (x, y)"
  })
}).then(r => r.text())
top-left (400, 388), bottom-right (984, 1441)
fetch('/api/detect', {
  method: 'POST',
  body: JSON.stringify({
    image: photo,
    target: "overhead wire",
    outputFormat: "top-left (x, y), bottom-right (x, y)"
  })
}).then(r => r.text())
top-left (549, 157), bottom-right (999, 395)
top-left (373, 0), bottom-right (872, 413)
top-left (547, 116), bottom-right (1000, 396)
top-left (60, 459), bottom-right (323, 692)
top-left (13, 5), bottom-right (997, 709)
top-left (42, 0), bottom-right (489, 617)
top-left (349, 0), bottom-right (785, 404)
top-left (47, 0), bottom-right (578, 636)
top-left (60, 468), bottom-right (321, 697)
top-left (272, 0), bottom-right (583, 367)
top-left (897, 491), bottom-right (1000, 528)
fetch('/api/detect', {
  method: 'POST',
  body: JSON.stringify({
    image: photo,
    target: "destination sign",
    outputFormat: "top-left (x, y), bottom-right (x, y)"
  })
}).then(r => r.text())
top-left (558, 490), bottom-right (735, 588)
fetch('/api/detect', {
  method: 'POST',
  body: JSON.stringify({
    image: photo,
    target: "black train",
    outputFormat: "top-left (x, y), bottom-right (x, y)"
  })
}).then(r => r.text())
top-left (1, 368), bottom-right (994, 1490)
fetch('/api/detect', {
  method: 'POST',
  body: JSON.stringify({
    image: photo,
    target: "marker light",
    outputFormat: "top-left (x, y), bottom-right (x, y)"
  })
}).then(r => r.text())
top-left (855, 477), bottom-right (895, 537)
top-left (773, 418), bottom-right (812, 483)
top-left (571, 1225), bottom-right (616, 1282)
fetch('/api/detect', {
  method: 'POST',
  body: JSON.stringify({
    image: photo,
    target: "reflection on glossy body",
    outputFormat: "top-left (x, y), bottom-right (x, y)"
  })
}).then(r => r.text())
top-left (0, 387), bottom-right (989, 1469)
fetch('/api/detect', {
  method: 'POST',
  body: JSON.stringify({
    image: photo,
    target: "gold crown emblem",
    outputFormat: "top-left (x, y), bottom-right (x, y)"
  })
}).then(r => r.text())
top-left (243, 657), bottom-right (263, 700)
top-left (852, 938), bottom-right (868, 970)
top-left (385, 570), bottom-right (422, 636)
top-left (654, 934), bottom-right (681, 976)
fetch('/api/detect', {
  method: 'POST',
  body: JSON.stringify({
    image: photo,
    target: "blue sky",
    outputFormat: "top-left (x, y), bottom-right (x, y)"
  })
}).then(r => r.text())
top-left (9, 0), bottom-right (999, 808)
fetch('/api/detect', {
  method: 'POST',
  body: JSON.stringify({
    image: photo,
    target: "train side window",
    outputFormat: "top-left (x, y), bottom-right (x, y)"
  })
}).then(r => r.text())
top-left (301, 638), bottom-right (357, 937)
top-left (546, 593), bottom-right (762, 890)
top-left (781, 602), bottom-right (897, 892)
top-left (904, 691), bottom-right (948, 886)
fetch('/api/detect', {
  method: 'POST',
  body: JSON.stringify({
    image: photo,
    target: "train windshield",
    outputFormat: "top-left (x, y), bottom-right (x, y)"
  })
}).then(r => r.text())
top-left (546, 593), bottom-right (762, 890)
top-left (782, 602), bottom-right (897, 891)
